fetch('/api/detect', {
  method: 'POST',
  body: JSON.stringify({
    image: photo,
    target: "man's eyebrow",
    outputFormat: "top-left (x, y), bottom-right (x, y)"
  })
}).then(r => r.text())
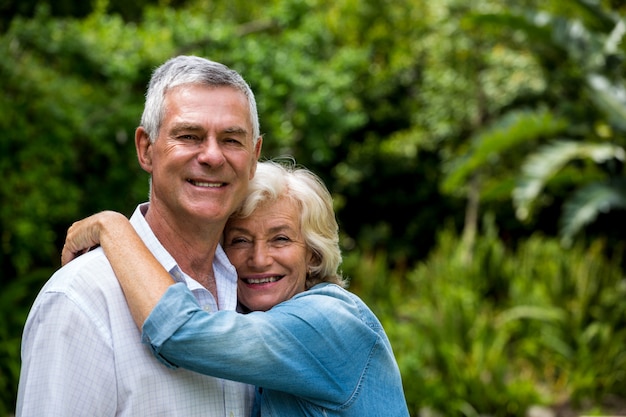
top-left (223, 126), bottom-right (248, 135)
top-left (169, 124), bottom-right (248, 136)
top-left (170, 123), bottom-right (203, 134)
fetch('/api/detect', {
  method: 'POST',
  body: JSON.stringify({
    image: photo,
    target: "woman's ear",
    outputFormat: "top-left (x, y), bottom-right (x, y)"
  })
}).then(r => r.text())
top-left (307, 252), bottom-right (322, 272)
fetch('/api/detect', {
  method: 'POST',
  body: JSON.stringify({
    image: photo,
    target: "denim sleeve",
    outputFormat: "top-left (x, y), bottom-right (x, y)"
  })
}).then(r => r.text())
top-left (141, 283), bottom-right (380, 407)
top-left (141, 283), bottom-right (202, 368)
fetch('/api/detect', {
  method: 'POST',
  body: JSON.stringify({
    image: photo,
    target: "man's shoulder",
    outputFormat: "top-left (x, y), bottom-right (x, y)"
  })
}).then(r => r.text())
top-left (41, 248), bottom-right (118, 298)
top-left (24, 248), bottom-right (125, 340)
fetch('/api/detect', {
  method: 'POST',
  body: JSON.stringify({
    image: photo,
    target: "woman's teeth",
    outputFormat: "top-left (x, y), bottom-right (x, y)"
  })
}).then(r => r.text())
top-left (245, 276), bottom-right (281, 284)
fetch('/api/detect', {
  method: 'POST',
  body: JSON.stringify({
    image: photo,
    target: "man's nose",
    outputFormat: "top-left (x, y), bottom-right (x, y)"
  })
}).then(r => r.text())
top-left (197, 138), bottom-right (226, 166)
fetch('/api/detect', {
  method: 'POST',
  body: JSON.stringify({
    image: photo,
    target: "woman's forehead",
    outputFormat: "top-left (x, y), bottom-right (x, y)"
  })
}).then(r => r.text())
top-left (226, 197), bottom-right (301, 235)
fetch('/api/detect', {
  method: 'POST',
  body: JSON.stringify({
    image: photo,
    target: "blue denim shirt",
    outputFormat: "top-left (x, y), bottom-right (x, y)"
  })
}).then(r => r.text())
top-left (143, 282), bottom-right (410, 417)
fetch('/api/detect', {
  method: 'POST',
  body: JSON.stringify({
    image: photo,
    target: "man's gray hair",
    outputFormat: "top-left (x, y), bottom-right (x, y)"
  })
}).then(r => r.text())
top-left (140, 55), bottom-right (260, 144)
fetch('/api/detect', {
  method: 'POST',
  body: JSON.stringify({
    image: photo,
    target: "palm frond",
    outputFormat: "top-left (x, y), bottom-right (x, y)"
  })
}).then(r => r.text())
top-left (442, 109), bottom-right (566, 195)
top-left (513, 141), bottom-right (625, 220)
top-left (560, 180), bottom-right (626, 246)
top-left (587, 73), bottom-right (626, 132)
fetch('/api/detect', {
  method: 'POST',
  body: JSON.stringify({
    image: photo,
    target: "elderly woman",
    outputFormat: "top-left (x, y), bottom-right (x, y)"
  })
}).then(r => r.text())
top-left (62, 160), bottom-right (409, 417)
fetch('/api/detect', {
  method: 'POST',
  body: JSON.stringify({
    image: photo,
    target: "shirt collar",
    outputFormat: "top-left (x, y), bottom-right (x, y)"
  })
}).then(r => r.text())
top-left (129, 202), bottom-right (239, 311)
top-left (130, 203), bottom-right (179, 277)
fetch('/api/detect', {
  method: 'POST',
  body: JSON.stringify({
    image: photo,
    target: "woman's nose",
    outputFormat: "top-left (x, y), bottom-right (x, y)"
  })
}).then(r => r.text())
top-left (250, 241), bottom-right (272, 268)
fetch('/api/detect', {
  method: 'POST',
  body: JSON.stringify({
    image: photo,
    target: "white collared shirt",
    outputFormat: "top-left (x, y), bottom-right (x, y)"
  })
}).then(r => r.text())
top-left (16, 203), bottom-right (254, 417)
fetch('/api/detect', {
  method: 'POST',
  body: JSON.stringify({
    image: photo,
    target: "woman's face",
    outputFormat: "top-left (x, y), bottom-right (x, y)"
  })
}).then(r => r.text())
top-left (223, 196), bottom-right (314, 311)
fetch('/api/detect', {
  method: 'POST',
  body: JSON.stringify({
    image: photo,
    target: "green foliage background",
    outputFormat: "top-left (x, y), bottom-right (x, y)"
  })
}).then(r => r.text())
top-left (1, 0), bottom-right (625, 415)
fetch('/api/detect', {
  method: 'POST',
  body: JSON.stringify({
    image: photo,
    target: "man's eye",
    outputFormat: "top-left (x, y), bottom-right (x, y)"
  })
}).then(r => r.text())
top-left (224, 137), bottom-right (244, 146)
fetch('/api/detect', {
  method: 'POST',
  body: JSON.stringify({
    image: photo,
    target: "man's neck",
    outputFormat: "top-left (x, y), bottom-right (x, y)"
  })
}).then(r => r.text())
top-left (144, 204), bottom-right (225, 298)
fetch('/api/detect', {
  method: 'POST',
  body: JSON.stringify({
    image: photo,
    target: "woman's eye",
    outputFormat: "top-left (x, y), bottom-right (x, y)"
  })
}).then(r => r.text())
top-left (271, 236), bottom-right (292, 247)
top-left (228, 237), bottom-right (250, 246)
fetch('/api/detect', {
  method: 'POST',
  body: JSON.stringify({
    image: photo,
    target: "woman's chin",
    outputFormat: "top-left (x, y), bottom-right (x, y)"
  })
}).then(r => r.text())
top-left (240, 297), bottom-right (277, 312)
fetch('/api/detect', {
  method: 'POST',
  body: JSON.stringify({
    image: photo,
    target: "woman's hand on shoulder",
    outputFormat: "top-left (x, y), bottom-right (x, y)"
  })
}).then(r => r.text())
top-left (61, 211), bottom-right (128, 266)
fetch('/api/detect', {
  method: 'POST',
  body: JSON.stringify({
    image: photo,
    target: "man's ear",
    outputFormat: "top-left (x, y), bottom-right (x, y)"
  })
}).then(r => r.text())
top-left (249, 136), bottom-right (263, 179)
top-left (135, 127), bottom-right (153, 174)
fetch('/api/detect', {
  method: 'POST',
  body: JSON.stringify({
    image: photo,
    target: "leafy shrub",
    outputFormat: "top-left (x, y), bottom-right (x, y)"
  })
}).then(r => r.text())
top-left (344, 221), bottom-right (626, 416)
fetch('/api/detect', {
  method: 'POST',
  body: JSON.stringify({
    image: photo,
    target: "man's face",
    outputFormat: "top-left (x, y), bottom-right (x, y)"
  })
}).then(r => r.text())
top-left (138, 84), bottom-right (262, 226)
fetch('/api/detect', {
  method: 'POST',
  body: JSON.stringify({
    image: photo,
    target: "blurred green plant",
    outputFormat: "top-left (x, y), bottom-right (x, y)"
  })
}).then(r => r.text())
top-left (344, 216), bottom-right (626, 416)
top-left (448, 1), bottom-right (626, 248)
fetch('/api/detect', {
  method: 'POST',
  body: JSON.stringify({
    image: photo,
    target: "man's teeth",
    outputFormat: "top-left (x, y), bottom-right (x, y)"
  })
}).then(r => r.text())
top-left (190, 180), bottom-right (223, 188)
top-left (246, 276), bottom-right (281, 284)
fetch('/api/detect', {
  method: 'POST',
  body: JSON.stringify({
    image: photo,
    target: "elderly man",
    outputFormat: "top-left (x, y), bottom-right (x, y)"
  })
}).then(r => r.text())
top-left (17, 55), bottom-right (262, 417)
